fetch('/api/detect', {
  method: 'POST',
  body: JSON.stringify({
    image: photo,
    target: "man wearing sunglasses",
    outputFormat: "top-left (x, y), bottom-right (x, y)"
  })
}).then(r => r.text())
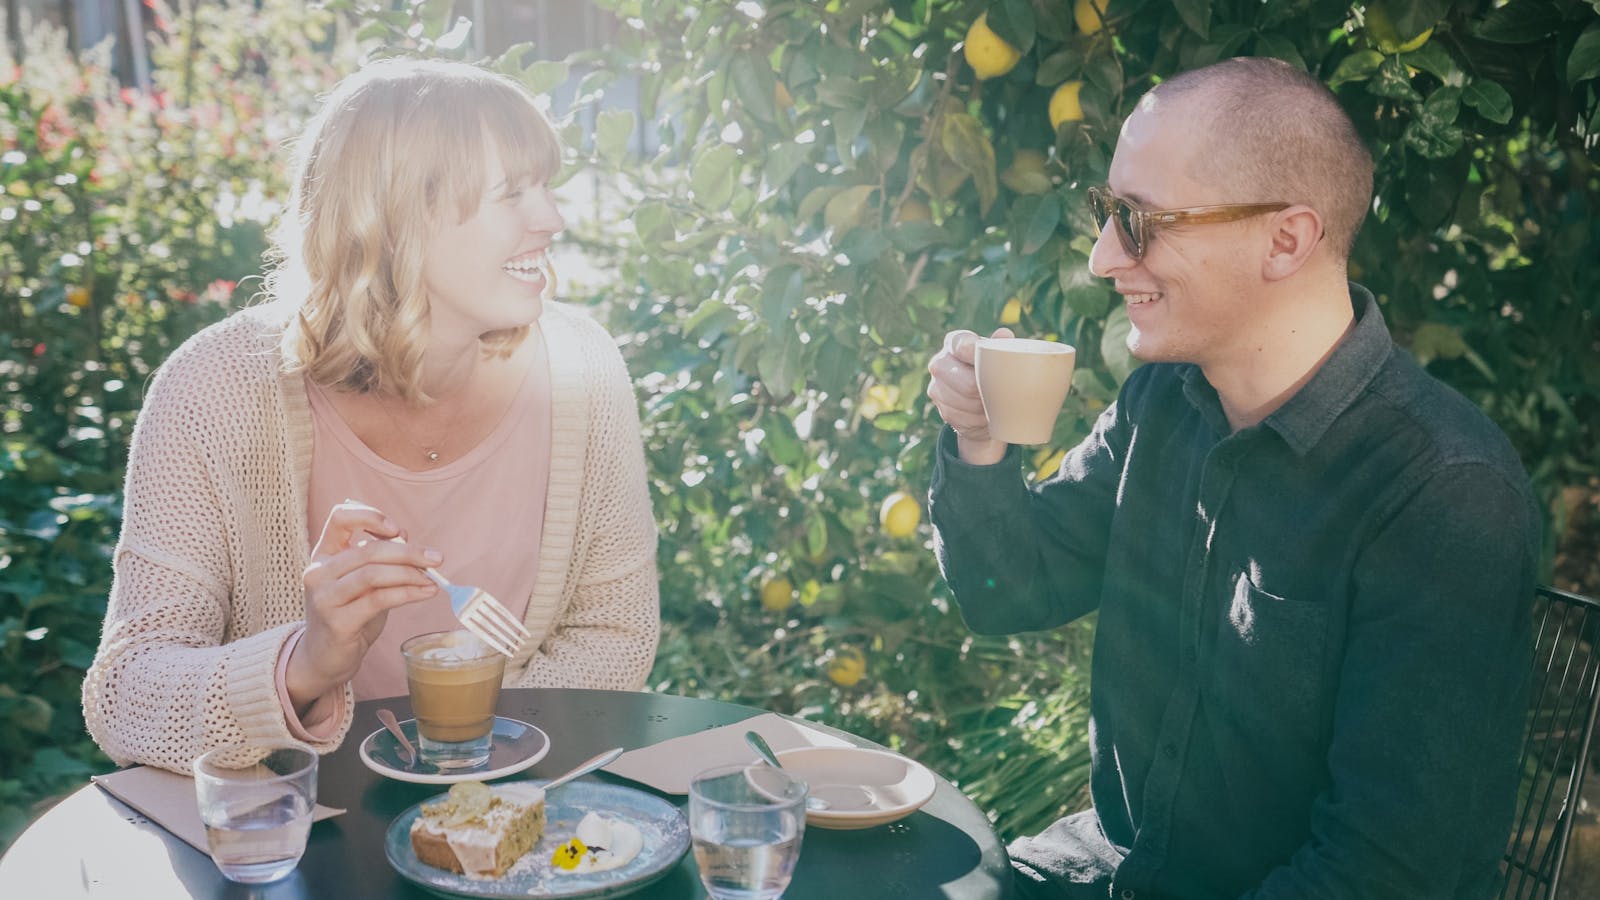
top-left (926, 57), bottom-right (1537, 899)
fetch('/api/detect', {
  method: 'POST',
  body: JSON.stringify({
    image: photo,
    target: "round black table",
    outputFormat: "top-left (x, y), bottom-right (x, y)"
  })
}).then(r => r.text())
top-left (0, 689), bottom-right (1015, 898)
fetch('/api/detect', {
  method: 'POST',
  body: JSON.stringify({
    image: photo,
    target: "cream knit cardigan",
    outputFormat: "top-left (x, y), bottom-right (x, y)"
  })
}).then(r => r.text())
top-left (82, 300), bottom-right (660, 773)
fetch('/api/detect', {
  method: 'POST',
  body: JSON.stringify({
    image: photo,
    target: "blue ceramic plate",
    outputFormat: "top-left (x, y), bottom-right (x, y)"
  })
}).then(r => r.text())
top-left (385, 779), bottom-right (690, 899)
top-left (359, 716), bottom-right (550, 785)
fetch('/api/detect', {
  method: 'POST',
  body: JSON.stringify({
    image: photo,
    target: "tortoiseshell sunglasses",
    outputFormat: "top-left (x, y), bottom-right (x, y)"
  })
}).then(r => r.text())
top-left (1087, 186), bottom-right (1291, 260)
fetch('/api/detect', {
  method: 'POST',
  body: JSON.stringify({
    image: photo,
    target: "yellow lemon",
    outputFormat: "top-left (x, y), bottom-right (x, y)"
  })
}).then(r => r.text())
top-left (1035, 448), bottom-right (1067, 480)
top-left (964, 14), bottom-right (1022, 81)
top-left (1049, 81), bottom-right (1085, 130)
top-left (826, 647), bottom-right (867, 687)
top-left (1366, 4), bottom-right (1433, 54)
top-left (66, 286), bottom-right (91, 308)
top-left (1000, 296), bottom-right (1023, 325)
top-left (760, 576), bottom-right (795, 612)
top-left (1074, 0), bottom-right (1108, 35)
top-left (879, 491), bottom-right (922, 538)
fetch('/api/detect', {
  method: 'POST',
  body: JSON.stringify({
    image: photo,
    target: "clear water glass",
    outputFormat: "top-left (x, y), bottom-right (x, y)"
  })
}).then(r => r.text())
top-left (192, 741), bottom-right (317, 884)
top-left (689, 762), bottom-right (808, 900)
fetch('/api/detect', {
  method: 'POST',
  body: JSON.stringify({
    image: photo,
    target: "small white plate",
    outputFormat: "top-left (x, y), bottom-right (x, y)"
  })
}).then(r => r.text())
top-left (359, 716), bottom-right (550, 785)
top-left (775, 746), bottom-right (938, 830)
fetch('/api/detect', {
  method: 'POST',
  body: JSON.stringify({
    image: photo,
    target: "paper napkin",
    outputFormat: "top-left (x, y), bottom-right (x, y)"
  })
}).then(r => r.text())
top-left (92, 765), bottom-right (345, 854)
top-left (602, 712), bottom-right (854, 794)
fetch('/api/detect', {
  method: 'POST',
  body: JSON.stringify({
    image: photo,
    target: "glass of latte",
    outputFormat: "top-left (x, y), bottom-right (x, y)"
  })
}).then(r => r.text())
top-left (401, 630), bottom-right (506, 768)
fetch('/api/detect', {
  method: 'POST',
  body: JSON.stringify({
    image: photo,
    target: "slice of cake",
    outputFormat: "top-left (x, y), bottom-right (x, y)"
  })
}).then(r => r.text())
top-left (410, 781), bottom-right (547, 878)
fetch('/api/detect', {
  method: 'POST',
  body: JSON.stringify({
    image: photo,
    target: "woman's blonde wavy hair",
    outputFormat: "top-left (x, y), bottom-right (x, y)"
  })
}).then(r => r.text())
top-left (272, 58), bottom-right (561, 402)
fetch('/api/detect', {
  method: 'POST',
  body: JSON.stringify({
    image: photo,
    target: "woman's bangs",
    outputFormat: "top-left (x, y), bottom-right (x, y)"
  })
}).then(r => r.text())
top-left (481, 90), bottom-right (562, 188)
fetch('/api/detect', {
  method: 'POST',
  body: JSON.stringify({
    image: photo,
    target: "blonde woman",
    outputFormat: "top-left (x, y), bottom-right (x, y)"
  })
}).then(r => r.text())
top-left (82, 59), bottom-right (660, 773)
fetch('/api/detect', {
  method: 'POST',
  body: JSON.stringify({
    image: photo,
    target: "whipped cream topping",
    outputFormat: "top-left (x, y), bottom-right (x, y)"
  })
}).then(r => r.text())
top-left (417, 631), bottom-right (491, 662)
top-left (555, 812), bottom-right (643, 875)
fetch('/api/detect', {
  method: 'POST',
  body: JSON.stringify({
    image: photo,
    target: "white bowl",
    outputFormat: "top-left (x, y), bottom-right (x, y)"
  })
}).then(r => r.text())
top-left (774, 746), bottom-right (938, 830)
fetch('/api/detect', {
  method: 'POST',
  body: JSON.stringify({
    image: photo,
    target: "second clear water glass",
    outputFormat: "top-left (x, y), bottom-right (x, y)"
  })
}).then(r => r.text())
top-left (192, 741), bottom-right (317, 884)
top-left (689, 762), bottom-right (808, 900)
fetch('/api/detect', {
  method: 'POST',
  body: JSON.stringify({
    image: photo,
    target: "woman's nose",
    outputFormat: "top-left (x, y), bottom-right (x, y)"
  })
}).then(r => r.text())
top-left (522, 189), bottom-right (566, 235)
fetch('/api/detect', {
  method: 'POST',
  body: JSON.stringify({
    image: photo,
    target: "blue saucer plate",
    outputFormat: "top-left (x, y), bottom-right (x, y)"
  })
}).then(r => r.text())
top-left (359, 716), bottom-right (550, 785)
top-left (385, 779), bottom-right (690, 899)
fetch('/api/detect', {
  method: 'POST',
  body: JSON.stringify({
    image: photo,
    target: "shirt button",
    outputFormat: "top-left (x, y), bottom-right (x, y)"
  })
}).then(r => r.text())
top-left (1162, 742), bottom-right (1178, 759)
top-left (1121, 890), bottom-right (1137, 900)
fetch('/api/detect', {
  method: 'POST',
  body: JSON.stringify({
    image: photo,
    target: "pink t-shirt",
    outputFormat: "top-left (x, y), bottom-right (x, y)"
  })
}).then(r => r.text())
top-left (281, 357), bottom-right (551, 732)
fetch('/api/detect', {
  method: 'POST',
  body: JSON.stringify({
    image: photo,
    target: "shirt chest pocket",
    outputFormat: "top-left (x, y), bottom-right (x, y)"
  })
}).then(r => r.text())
top-left (1210, 568), bottom-right (1331, 749)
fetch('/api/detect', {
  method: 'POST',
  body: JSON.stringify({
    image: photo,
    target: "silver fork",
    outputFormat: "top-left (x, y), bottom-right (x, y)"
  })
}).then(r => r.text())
top-left (389, 537), bottom-right (530, 656)
top-left (418, 565), bottom-right (530, 657)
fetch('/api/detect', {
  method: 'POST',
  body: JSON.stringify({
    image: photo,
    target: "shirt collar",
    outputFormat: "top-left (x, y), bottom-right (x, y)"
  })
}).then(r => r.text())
top-left (1180, 283), bottom-right (1394, 456)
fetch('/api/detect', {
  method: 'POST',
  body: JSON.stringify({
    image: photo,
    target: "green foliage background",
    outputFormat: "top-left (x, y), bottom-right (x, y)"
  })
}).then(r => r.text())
top-left (3, 0), bottom-right (1598, 859)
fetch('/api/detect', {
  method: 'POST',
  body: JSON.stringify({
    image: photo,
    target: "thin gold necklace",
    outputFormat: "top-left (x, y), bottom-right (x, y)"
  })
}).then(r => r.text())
top-left (373, 368), bottom-right (476, 465)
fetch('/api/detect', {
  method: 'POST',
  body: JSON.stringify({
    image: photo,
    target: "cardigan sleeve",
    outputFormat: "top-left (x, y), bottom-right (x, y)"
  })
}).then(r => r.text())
top-left (508, 325), bottom-right (660, 690)
top-left (80, 341), bottom-right (350, 773)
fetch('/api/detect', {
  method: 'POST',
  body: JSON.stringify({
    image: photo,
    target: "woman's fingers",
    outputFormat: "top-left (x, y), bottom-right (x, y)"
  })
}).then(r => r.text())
top-left (305, 536), bottom-right (440, 587)
top-left (311, 499), bottom-right (401, 559)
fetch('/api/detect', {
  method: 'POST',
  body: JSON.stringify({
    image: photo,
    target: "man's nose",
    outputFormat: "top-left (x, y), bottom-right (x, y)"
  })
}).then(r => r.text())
top-left (1087, 222), bottom-right (1135, 279)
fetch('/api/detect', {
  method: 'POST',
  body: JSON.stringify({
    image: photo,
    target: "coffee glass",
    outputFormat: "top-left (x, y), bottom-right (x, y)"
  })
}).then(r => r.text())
top-left (401, 629), bottom-right (506, 768)
top-left (974, 338), bottom-right (1076, 445)
top-left (193, 741), bottom-right (316, 883)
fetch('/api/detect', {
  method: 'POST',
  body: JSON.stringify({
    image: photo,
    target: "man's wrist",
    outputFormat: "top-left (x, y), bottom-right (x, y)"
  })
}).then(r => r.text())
top-left (956, 434), bottom-right (1008, 466)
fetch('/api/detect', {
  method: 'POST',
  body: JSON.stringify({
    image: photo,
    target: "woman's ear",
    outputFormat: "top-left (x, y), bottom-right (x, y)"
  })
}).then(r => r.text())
top-left (1261, 205), bottom-right (1323, 282)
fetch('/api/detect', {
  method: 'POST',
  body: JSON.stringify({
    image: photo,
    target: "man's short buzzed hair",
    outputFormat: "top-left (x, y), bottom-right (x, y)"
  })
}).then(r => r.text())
top-left (1154, 57), bottom-right (1374, 260)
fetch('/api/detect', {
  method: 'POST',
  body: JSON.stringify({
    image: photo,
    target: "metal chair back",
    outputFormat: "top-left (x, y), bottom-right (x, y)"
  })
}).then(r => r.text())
top-left (1501, 586), bottom-right (1600, 899)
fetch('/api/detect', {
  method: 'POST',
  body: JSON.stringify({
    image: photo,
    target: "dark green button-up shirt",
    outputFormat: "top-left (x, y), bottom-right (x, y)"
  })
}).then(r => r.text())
top-left (930, 285), bottom-right (1538, 898)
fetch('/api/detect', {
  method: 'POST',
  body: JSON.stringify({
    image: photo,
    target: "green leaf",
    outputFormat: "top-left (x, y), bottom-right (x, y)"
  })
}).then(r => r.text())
top-left (1099, 305), bottom-right (1135, 383)
top-left (1014, 194), bottom-right (1062, 256)
top-left (730, 50), bottom-right (779, 125)
top-left (1400, 42), bottom-right (1459, 85)
top-left (1421, 85), bottom-right (1462, 126)
top-left (760, 266), bottom-right (805, 323)
top-left (1462, 79), bottom-right (1514, 124)
top-left (940, 113), bottom-right (998, 216)
top-left (757, 328), bottom-right (805, 398)
top-left (595, 109), bottom-right (635, 164)
top-left (1390, 0), bottom-right (1449, 41)
top-left (1171, 0), bottom-right (1213, 40)
top-left (823, 184), bottom-right (878, 234)
top-left (1328, 50), bottom-right (1385, 89)
top-left (1034, 50), bottom-right (1081, 87)
top-left (1059, 257), bottom-right (1111, 318)
top-left (1473, 0), bottom-right (1563, 44)
top-left (988, 0), bottom-right (1037, 56)
top-left (1369, 55), bottom-right (1423, 102)
top-left (690, 144), bottom-right (740, 211)
top-left (632, 201), bottom-right (673, 244)
top-left (833, 106), bottom-right (868, 162)
top-left (798, 185), bottom-right (842, 223)
top-left (763, 141), bottom-right (811, 191)
top-left (1567, 25), bottom-right (1600, 84)
top-left (520, 60), bottom-right (570, 96)
top-left (1253, 33), bottom-right (1304, 71)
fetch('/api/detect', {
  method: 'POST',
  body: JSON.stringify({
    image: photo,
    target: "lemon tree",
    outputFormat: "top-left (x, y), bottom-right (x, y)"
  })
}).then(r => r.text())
top-left (553, 0), bottom-right (1600, 842)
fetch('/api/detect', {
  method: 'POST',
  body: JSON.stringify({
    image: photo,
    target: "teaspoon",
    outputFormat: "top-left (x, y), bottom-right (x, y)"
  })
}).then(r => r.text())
top-left (744, 731), bottom-right (832, 811)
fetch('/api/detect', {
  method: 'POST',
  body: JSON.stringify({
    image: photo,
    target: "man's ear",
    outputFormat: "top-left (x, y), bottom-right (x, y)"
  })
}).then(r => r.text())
top-left (1261, 205), bottom-right (1323, 282)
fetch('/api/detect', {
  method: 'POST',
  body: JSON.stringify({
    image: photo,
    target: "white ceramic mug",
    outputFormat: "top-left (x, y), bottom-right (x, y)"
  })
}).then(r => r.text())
top-left (974, 338), bottom-right (1076, 445)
